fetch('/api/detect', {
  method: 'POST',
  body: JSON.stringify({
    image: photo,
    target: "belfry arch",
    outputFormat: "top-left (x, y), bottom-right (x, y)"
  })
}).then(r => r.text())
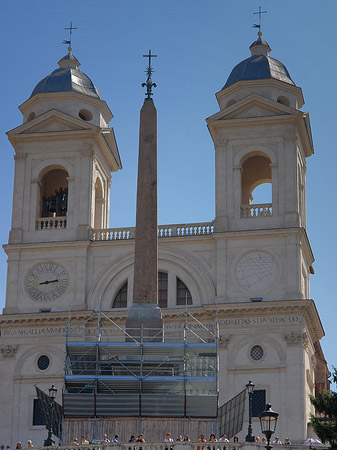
top-left (40, 168), bottom-right (69, 218)
top-left (94, 177), bottom-right (104, 229)
top-left (241, 153), bottom-right (272, 217)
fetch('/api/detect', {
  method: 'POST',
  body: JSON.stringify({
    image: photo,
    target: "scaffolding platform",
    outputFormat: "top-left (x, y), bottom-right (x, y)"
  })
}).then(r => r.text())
top-left (63, 310), bottom-right (218, 418)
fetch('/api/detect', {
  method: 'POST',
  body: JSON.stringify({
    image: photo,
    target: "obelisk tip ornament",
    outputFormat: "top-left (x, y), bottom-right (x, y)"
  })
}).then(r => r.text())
top-left (125, 51), bottom-right (163, 342)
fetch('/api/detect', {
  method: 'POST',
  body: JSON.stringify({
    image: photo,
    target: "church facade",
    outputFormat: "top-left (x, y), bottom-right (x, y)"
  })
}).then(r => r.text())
top-left (0, 35), bottom-right (329, 446)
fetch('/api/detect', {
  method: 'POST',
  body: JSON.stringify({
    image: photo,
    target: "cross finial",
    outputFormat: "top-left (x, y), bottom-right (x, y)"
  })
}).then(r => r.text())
top-left (142, 50), bottom-right (158, 99)
top-left (63, 21), bottom-right (78, 48)
top-left (252, 7), bottom-right (267, 34)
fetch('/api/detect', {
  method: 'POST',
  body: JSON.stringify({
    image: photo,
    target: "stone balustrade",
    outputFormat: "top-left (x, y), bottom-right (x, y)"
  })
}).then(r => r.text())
top-left (36, 216), bottom-right (67, 230)
top-left (241, 204), bottom-right (272, 218)
top-left (92, 222), bottom-right (214, 241)
top-left (92, 227), bottom-right (136, 241)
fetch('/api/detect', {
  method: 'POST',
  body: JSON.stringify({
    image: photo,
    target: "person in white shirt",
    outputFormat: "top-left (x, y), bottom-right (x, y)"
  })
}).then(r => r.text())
top-left (164, 433), bottom-right (174, 443)
top-left (272, 437), bottom-right (282, 444)
top-left (219, 434), bottom-right (229, 442)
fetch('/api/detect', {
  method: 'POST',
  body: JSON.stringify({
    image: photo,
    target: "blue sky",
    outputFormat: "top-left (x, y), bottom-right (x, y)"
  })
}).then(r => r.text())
top-left (1, 1), bottom-right (336, 369)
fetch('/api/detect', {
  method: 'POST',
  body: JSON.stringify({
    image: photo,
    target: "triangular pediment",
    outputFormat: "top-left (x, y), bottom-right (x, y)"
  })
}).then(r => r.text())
top-left (207, 93), bottom-right (299, 123)
top-left (7, 109), bottom-right (98, 136)
top-left (226, 102), bottom-right (287, 119)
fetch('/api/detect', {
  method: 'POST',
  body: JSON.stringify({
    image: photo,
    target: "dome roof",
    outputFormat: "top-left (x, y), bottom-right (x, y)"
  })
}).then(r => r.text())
top-left (30, 48), bottom-right (101, 99)
top-left (223, 34), bottom-right (295, 90)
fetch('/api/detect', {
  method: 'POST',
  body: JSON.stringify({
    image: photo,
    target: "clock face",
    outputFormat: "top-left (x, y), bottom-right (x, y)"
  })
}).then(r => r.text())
top-left (235, 251), bottom-right (277, 292)
top-left (25, 262), bottom-right (69, 302)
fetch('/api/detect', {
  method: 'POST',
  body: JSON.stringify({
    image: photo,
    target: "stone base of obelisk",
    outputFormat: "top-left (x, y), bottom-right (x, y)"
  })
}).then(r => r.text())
top-left (125, 303), bottom-right (163, 342)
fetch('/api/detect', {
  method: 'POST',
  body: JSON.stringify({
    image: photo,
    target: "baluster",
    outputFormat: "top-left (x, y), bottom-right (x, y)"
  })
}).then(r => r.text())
top-left (170, 226), bottom-right (177, 236)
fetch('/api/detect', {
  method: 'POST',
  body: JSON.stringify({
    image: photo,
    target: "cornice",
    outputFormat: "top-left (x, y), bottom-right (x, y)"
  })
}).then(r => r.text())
top-left (213, 226), bottom-right (306, 240)
top-left (3, 240), bottom-right (91, 252)
top-left (0, 299), bottom-right (324, 341)
top-left (8, 128), bottom-right (101, 145)
top-left (209, 113), bottom-right (300, 131)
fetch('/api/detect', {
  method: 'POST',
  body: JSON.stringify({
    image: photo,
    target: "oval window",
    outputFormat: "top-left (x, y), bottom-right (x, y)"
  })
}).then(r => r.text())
top-left (37, 354), bottom-right (50, 370)
top-left (250, 345), bottom-right (264, 361)
top-left (79, 109), bottom-right (93, 121)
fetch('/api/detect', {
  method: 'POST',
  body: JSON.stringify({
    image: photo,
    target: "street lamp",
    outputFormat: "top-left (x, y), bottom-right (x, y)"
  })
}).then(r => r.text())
top-left (245, 380), bottom-right (255, 442)
top-left (259, 403), bottom-right (279, 450)
top-left (44, 385), bottom-right (57, 446)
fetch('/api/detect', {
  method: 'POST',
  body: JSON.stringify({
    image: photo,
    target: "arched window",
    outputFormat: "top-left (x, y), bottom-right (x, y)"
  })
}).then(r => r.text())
top-left (251, 183), bottom-right (272, 204)
top-left (40, 169), bottom-right (68, 217)
top-left (241, 154), bottom-right (272, 217)
top-left (112, 282), bottom-right (127, 308)
top-left (94, 178), bottom-right (104, 229)
top-left (176, 278), bottom-right (192, 305)
top-left (111, 273), bottom-right (193, 308)
top-left (158, 272), bottom-right (168, 308)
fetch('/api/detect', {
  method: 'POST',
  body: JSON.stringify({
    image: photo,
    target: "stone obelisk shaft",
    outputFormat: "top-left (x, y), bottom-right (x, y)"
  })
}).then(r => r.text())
top-left (126, 98), bottom-right (162, 340)
top-left (133, 98), bottom-right (158, 303)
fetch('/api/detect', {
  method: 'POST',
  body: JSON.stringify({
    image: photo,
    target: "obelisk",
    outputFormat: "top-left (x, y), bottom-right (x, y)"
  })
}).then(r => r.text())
top-left (125, 51), bottom-right (163, 341)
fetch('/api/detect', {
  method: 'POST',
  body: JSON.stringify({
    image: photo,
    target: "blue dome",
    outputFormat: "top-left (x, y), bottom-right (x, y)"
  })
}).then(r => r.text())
top-left (30, 50), bottom-right (101, 99)
top-left (223, 36), bottom-right (295, 90)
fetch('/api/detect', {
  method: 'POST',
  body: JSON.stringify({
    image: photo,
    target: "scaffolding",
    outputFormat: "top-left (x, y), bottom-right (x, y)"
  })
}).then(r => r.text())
top-left (63, 309), bottom-right (218, 418)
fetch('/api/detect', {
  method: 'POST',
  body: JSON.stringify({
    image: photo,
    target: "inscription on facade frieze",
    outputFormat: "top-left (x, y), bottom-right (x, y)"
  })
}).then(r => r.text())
top-left (1, 315), bottom-right (300, 338)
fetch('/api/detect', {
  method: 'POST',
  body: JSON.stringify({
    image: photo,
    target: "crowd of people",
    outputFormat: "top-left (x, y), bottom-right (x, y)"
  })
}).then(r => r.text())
top-left (70, 433), bottom-right (292, 445)
top-left (0, 442), bottom-right (34, 450)
top-left (1, 434), bottom-right (293, 449)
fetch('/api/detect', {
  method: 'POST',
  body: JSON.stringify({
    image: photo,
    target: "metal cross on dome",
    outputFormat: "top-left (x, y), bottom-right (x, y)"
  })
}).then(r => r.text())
top-left (253, 7), bottom-right (267, 32)
top-left (63, 21), bottom-right (78, 46)
top-left (142, 49), bottom-right (158, 98)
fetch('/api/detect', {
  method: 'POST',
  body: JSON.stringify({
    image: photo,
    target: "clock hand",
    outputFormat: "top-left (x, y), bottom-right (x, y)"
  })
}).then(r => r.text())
top-left (38, 279), bottom-right (58, 286)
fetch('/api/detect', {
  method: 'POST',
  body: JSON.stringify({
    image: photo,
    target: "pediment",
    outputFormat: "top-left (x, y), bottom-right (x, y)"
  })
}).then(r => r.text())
top-left (224, 102), bottom-right (288, 119)
top-left (207, 93), bottom-right (298, 124)
top-left (7, 109), bottom-right (97, 136)
top-left (24, 117), bottom-right (89, 133)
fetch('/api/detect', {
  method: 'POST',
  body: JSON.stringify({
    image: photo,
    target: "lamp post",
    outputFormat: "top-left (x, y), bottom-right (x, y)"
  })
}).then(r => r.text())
top-left (245, 380), bottom-right (255, 442)
top-left (44, 385), bottom-right (57, 447)
top-left (259, 403), bottom-right (279, 450)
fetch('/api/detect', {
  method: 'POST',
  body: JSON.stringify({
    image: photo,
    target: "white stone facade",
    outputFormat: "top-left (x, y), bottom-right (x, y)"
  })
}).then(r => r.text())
top-left (0, 41), bottom-right (327, 448)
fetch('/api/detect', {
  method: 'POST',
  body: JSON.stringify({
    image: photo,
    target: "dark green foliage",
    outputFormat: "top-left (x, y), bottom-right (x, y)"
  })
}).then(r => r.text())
top-left (310, 368), bottom-right (337, 449)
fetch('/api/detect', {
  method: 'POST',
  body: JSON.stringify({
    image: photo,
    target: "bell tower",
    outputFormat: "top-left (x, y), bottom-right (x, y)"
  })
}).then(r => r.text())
top-left (7, 46), bottom-right (121, 245)
top-left (4, 47), bottom-right (121, 313)
top-left (207, 33), bottom-right (314, 302)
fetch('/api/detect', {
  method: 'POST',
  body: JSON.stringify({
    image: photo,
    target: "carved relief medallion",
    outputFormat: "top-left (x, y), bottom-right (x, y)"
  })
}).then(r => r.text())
top-left (25, 262), bottom-right (69, 302)
top-left (235, 251), bottom-right (277, 292)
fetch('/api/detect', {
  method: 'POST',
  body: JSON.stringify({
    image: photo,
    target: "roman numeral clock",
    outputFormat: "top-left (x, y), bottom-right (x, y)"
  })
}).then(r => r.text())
top-left (24, 262), bottom-right (69, 302)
